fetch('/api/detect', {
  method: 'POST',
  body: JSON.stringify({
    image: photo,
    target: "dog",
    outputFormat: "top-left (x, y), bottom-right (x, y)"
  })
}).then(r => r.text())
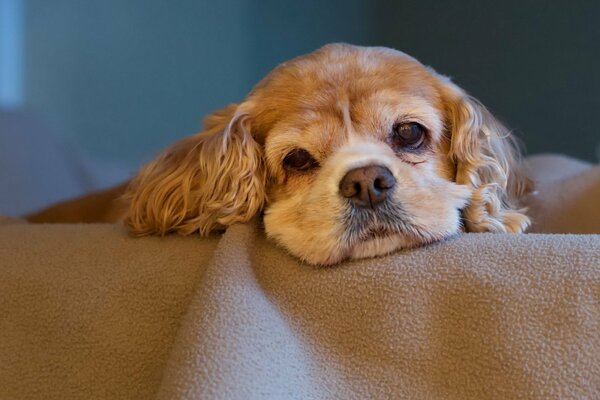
top-left (28, 43), bottom-right (532, 265)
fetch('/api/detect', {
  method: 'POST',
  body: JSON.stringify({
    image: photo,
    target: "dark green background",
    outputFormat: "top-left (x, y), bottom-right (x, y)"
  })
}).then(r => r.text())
top-left (25, 0), bottom-right (600, 166)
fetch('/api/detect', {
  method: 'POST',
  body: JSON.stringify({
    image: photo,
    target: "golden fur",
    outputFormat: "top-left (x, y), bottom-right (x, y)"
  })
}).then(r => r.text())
top-left (31, 44), bottom-right (533, 265)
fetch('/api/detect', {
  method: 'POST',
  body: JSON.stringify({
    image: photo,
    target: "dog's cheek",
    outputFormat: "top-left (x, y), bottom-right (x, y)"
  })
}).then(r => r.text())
top-left (394, 178), bottom-right (469, 239)
top-left (263, 198), bottom-right (349, 265)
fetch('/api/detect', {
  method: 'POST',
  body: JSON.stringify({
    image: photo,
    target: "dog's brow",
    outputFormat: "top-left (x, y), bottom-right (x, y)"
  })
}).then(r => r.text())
top-left (337, 97), bottom-right (354, 140)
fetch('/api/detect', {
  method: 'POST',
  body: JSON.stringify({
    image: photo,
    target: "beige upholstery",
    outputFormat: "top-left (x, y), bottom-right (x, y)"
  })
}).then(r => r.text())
top-left (0, 154), bottom-right (599, 399)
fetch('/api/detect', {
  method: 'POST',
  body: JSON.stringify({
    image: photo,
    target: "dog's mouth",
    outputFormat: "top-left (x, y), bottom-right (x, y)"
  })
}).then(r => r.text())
top-left (361, 226), bottom-right (395, 240)
top-left (344, 202), bottom-right (412, 241)
top-left (343, 204), bottom-right (440, 249)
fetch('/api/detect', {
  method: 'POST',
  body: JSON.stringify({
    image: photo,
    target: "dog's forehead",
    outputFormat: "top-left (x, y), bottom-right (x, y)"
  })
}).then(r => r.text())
top-left (249, 44), bottom-right (442, 142)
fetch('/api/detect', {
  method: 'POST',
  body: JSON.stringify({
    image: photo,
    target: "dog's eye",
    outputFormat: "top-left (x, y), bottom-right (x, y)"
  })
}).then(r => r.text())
top-left (283, 149), bottom-right (319, 171)
top-left (391, 122), bottom-right (426, 150)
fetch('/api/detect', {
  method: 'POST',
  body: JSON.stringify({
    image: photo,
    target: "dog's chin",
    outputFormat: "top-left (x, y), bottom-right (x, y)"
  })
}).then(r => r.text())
top-left (266, 219), bottom-right (455, 266)
top-left (348, 231), bottom-right (418, 261)
top-left (265, 206), bottom-right (463, 266)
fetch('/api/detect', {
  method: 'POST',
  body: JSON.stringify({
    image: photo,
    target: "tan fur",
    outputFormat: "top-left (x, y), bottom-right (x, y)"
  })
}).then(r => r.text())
top-left (26, 183), bottom-right (129, 223)
top-left (28, 44), bottom-right (532, 264)
top-left (125, 104), bottom-right (266, 236)
top-left (439, 78), bottom-right (532, 233)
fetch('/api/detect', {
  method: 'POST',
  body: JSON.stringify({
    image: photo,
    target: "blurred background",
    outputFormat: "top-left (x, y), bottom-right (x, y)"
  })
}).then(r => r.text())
top-left (1, 0), bottom-right (599, 216)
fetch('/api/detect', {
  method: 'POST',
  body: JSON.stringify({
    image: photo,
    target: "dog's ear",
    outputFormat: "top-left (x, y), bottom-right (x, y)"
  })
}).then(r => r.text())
top-left (438, 77), bottom-right (532, 233)
top-left (125, 103), bottom-right (266, 236)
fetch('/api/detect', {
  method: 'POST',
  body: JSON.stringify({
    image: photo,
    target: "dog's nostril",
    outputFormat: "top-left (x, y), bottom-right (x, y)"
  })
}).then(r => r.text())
top-left (374, 177), bottom-right (385, 191)
top-left (374, 178), bottom-right (381, 190)
top-left (339, 165), bottom-right (396, 208)
top-left (340, 177), bottom-right (361, 199)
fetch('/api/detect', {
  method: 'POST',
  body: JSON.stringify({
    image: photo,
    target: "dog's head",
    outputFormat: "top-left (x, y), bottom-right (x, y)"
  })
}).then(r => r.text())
top-left (125, 44), bottom-right (531, 265)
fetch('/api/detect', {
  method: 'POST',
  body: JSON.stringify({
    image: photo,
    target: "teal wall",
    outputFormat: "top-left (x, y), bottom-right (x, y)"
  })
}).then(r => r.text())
top-left (24, 0), bottom-right (373, 167)
top-left (22, 1), bottom-right (600, 166)
top-left (25, 1), bottom-right (250, 166)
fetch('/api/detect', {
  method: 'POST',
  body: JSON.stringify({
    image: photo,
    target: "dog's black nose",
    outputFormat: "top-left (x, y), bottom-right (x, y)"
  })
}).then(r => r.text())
top-left (339, 165), bottom-right (396, 208)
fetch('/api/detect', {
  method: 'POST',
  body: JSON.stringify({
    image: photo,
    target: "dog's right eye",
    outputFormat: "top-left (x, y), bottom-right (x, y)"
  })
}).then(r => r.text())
top-left (390, 122), bottom-right (426, 151)
top-left (283, 149), bottom-right (319, 171)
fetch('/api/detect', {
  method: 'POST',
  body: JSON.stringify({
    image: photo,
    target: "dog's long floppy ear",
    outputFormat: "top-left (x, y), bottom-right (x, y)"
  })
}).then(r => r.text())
top-left (125, 102), bottom-right (266, 236)
top-left (439, 78), bottom-right (532, 233)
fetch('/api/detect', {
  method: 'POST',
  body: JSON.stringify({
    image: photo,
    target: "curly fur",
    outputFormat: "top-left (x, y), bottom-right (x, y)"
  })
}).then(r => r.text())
top-left (125, 104), bottom-right (266, 236)
top-left (439, 78), bottom-right (532, 233)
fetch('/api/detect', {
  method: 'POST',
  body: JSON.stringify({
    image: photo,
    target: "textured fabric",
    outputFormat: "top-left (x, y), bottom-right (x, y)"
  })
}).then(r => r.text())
top-left (1, 154), bottom-right (599, 399)
top-left (0, 224), bottom-right (219, 399)
top-left (157, 225), bottom-right (600, 400)
top-left (524, 154), bottom-right (600, 234)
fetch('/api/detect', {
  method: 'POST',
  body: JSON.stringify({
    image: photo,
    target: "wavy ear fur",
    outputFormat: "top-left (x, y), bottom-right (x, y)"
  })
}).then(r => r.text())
top-left (125, 103), bottom-right (266, 236)
top-left (439, 78), bottom-right (532, 233)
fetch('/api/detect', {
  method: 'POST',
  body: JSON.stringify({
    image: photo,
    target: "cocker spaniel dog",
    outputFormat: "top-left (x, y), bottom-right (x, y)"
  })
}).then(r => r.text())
top-left (30, 44), bottom-right (532, 265)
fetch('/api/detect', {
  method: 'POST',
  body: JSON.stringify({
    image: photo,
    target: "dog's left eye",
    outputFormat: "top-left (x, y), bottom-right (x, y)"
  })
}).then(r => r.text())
top-left (283, 148), bottom-right (319, 171)
top-left (390, 122), bottom-right (426, 150)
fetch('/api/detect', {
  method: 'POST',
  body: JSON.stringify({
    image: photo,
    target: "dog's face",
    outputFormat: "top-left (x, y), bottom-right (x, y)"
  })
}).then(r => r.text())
top-left (125, 44), bottom-right (532, 265)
